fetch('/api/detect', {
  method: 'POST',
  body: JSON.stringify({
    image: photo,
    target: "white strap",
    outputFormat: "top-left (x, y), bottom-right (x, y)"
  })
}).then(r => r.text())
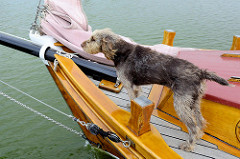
top-left (39, 45), bottom-right (50, 65)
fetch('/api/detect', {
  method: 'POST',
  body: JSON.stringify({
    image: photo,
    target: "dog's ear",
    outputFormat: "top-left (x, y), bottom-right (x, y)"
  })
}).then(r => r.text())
top-left (102, 37), bottom-right (113, 49)
top-left (102, 37), bottom-right (116, 60)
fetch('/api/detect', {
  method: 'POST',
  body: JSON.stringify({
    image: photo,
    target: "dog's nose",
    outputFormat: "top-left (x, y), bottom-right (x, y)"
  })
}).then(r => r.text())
top-left (81, 41), bottom-right (86, 47)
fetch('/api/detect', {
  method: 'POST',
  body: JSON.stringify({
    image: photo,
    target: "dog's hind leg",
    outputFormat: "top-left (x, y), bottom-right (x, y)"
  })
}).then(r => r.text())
top-left (192, 82), bottom-right (207, 139)
top-left (173, 93), bottom-right (198, 151)
top-left (192, 99), bottom-right (206, 140)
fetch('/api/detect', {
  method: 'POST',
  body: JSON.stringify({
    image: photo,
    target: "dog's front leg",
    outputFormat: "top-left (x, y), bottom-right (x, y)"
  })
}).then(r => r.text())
top-left (117, 70), bottom-right (141, 104)
top-left (119, 79), bottom-right (138, 100)
top-left (133, 85), bottom-right (142, 98)
top-left (124, 82), bottom-right (137, 100)
top-left (119, 79), bottom-right (139, 108)
top-left (126, 84), bottom-right (141, 100)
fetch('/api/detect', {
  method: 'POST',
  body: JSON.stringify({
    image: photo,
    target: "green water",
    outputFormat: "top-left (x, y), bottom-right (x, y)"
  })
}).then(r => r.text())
top-left (0, 0), bottom-right (239, 158)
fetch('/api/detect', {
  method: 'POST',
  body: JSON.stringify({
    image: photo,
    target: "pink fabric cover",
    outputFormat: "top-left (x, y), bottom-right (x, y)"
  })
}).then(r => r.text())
top-left (40, 0), bottom-right (197, 66)
top-left (41, 0), bottom-right (116, 65)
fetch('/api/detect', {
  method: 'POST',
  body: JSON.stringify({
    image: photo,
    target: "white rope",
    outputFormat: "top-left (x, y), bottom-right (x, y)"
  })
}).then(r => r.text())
top-left (0, 79), bottom-right (92, 128)
top-left (0, 79), bottom-right (73, 118)
top-left (0, 79), bottom-right (131, 148)
top-left (0, 91), bottom-right (82, 136)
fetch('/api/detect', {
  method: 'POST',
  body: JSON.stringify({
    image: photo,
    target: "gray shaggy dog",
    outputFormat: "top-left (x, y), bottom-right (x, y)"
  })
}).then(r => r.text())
top-left (81, 28), bottom-right (229, 151)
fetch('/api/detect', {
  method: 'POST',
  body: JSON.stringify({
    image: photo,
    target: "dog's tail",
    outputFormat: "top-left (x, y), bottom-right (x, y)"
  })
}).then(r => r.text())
top-left (202, 70), bottom-right (229, 86)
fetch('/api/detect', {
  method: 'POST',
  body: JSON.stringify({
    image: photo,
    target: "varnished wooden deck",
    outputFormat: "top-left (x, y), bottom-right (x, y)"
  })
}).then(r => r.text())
top-left (90, 78), bottom-right (239, 159)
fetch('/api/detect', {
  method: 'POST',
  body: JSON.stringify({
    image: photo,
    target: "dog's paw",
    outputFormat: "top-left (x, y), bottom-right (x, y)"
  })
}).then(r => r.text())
top-left (179, 142), bottom-right (194, 152)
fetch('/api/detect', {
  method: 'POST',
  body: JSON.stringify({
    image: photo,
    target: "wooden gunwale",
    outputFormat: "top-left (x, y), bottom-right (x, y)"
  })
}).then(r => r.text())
top-left (46, 62), bottom-right (142, 158)
top-left (53, 54), bottom-right (182, 159)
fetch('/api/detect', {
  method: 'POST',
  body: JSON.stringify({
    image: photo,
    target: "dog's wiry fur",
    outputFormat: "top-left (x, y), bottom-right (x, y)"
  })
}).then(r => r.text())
top-left (81, 28), bottom-right (229, 151)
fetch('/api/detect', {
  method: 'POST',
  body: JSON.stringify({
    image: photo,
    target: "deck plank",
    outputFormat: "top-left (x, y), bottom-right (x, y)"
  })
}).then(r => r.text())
top-left (150, 115), bottom-right (182, 130)
top-left (171, 147), bottom-right (214, 159)
top-left (151, 116), bottom-right (218, 149)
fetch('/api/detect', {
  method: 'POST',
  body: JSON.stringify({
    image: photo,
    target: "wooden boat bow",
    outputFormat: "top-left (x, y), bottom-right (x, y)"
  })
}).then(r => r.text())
top-left (51, 54), bottom-right (182, 158)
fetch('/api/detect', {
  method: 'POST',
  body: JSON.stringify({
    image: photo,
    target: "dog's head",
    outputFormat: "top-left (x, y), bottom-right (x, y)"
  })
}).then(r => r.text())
top-left (81, 28), bottom-right (121, 60)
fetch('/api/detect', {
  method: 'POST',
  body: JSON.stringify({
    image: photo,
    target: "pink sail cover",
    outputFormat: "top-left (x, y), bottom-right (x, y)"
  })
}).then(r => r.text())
top-left (40, 0), bottom-right (114, 65)
top-left (40, 0), bottom-right (197, 66)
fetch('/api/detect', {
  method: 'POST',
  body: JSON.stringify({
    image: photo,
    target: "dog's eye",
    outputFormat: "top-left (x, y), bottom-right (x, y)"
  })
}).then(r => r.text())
top-left (91, 37), bottom-right (95, 41)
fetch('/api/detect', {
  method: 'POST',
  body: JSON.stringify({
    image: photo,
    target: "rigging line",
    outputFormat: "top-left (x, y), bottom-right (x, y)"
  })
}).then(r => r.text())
top-left (0, 91), bottom-right (82, 136)
top-left (0, 80), bottom-right (132, 148)
top-left (31, 0), bottom-right (42, 31)
top-left (0, 79), bottom-right (73, 118)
